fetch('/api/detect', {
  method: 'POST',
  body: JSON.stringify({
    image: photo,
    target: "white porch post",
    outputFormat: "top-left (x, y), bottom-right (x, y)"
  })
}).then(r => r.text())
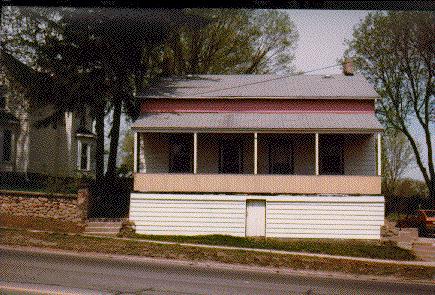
top-left (377, 132), bottom-right (382, 176)
top-left (315, 133), bottom-right (319, 175)
top-left (254, 132), bottom-right (258, 174)
top-left (193, 132), bottom-right (198, 174)
top-left (133, 131), bottom-right (138, 173)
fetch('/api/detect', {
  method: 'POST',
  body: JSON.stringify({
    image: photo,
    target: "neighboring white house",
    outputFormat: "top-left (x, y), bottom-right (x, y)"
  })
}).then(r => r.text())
top-left (0, 84), bottom-right (95, 177)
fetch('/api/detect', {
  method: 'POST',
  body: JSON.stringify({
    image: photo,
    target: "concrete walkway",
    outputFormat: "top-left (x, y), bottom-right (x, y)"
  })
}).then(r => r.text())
top-left (412, 238), bottom-right (435, 262)
top-left (81, 233), bottom-right (435, 267)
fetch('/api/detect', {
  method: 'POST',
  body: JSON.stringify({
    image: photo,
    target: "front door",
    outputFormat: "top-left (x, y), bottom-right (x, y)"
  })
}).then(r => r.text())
top-left (246, 200), bottom-right (266, 237)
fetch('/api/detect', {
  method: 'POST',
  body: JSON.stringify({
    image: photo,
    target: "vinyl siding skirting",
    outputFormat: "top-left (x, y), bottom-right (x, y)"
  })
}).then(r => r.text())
top-left (129, 193), bottom-right (385, 239)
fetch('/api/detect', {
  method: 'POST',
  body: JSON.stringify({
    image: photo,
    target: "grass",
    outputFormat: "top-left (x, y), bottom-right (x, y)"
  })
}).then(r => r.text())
top-left (0, 227), bottom-right (433, 281)
top-left (127, 233), bottom-right (416, 261)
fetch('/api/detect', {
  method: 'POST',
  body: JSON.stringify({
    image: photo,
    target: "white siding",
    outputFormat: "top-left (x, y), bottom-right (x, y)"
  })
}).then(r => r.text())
top-left (266, 197), bottom-right (384, 239)
top-left (130, 193), bottom-right (246, 236)
top-left (130, 193), bottom-right (384, 239)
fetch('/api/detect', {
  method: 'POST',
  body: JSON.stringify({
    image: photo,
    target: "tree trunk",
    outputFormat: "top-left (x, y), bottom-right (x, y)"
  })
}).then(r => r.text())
top-left (430, 178), bottom-right (435, 209)
top-left (105, 98), bottom-right (122, 179)
top-left (94, 102), bottom-right (105, 182)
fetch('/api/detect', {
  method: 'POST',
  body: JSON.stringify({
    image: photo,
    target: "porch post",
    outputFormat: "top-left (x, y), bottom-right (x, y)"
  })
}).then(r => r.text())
top-left (133, 131), bottom-right (138, 173)
top-left (193, 132), bottom-right (198, 174)
top-left (315, 133), bottom-right (319, 175)
top-left (377, 132), bottom-right (382, 176)
top-left (254, 132), bottom-right (258, 174)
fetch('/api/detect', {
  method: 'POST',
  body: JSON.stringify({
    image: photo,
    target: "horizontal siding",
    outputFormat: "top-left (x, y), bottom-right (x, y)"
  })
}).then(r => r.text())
top-left (130, 193), bottom-right (384, 239)
top-left (264, 233), bottom-right (381, 239)
top-left (130, 195), bottom-right (245, 236)
top-left (266, 199), bottom-right (384, 240)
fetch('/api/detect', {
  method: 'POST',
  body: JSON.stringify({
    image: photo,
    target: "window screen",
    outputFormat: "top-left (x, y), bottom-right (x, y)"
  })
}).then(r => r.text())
top-left (269, 140), bottom-right (293, 174)
top-left (319, 134), bottom-right (344, 175)
top-left (169, 135), bottom-right (192, 173)
top-left (219, 140), bottom-right (243, 174)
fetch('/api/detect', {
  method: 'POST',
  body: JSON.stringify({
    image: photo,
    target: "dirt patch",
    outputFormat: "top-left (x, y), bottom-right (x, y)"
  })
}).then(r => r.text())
top-left (0, 214), bottom-right (84, 233)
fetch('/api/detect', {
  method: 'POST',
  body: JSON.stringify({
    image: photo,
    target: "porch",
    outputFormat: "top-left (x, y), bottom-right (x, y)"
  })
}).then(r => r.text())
top-left (133, 132), bottom-right (382, 195)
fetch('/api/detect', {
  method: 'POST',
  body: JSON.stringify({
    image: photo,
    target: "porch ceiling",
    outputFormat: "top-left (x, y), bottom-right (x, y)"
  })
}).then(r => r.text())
top-left (132, 112), bottom-right (383, 132)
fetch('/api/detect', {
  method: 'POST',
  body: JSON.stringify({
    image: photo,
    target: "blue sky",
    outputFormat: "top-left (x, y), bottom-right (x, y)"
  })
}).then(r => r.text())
top-left (286, 9), bottom-right (433, 181)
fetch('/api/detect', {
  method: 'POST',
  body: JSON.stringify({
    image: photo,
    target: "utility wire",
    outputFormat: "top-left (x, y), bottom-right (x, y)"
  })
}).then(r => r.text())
top-left (190, 62), bottom-right (346, 97)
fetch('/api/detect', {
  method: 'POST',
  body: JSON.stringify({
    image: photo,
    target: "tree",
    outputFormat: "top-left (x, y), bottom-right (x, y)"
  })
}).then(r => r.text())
top-left (1, 7), bottom-right (209, 180)
top-left (345, 11), bottom-right (434, 203)
top-left (159, 9), bottom-right (298, 75)
top-left (118, 130), bottom-right (134, 176)
top-left (382, 129), bottom-right (415, 197)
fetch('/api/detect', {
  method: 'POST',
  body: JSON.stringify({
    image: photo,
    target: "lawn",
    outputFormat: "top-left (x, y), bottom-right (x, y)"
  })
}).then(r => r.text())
top-left (128, 233), bottom-right (416, 261)
top-left (0, 228), bottom-right (433, 281)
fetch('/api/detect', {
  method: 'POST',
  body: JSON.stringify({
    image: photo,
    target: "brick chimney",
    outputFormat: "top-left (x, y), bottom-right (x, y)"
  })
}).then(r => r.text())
top-left (343, 58), bottom-right (353, 76)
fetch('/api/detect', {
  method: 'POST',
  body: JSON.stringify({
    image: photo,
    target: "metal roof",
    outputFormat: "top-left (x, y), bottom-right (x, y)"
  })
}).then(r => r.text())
top-left (132, 112), bottom-right (383, 132)
top-left (138, 74), bottom-right (379, 99)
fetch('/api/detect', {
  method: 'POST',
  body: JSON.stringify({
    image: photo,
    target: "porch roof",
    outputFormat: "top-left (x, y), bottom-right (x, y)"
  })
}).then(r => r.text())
top-left (132, 112), bottom-right (383, 132)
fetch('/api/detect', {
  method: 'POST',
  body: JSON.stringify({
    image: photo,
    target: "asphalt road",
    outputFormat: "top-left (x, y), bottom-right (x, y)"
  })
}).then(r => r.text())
top-left (0, 247), bottom-right (434, 295)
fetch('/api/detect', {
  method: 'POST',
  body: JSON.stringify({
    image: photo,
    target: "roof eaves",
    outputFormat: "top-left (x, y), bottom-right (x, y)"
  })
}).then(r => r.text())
top-left (137, 95), bottom-right (380, 100)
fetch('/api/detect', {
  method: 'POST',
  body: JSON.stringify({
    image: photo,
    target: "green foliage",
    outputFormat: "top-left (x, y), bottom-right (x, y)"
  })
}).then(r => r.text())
top-left (158, 9), bottom-right (299, 75)
top-left (381, 129), bottom-right (415, 197)
top-left (345, 11), bottom-right (434, 200)
top-left (393, 178), bottom-right (429, 198)
top-left (118, 130), bottom-right (134, 176)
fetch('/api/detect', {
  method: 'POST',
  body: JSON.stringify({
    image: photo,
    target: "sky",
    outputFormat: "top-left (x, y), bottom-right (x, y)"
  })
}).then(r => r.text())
top-left (286, 10), bottom-right (369, 75)
top-left (283, 9), bottom-right (433, 181)
top-left (116, 9), bottom-right (432, 180)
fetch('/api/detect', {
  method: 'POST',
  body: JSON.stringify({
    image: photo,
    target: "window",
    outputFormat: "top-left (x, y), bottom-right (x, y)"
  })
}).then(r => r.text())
top-left (2, 129), bottom-right (12, 162)
top-left (219, 140), bottom-right (243, 174)
top-left (319, 135), bottom-right (344, 175)
top-left (269, 140), bottom-right (293, 174)
top-left (80, 142), bottom-right (89, 170)
top-left (78, 140), bottom-right (91, 171)
top-left (169, 135), bottom-right (192, 173)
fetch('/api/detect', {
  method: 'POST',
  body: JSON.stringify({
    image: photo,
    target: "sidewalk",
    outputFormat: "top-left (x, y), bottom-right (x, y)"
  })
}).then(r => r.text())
top-left (1, 226), bottom-right (433, 267)
top-left (81, 233), bottom-right (435, 267)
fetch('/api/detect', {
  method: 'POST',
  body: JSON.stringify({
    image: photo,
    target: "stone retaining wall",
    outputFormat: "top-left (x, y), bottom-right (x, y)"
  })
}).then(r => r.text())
top-left (0, 189), bottom-right (89, 223)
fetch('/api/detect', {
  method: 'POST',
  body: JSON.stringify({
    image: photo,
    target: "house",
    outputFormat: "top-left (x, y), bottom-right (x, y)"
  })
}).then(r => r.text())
top-left (129, 62), bottom-right (385, 239)
top-left (0, 83), bottom-right (96, 177)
